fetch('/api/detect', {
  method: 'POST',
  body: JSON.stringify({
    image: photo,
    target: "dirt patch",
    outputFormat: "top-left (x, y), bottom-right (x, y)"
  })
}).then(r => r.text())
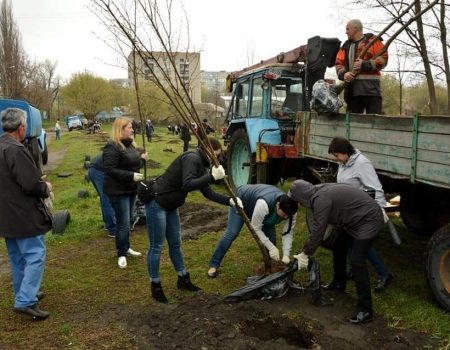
top-left (168, 139), bottom-right (181, 144)
top-left (117, 293), bottom-right (438, 350)
top-left (145, 159), bottom-right (161, 169)
top-left (179, 202), bottom-right (228, 239)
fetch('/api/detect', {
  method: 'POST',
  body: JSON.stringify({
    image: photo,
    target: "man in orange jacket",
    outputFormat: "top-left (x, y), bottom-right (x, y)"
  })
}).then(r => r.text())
top-left (335, 19), bottom-right (388, 114)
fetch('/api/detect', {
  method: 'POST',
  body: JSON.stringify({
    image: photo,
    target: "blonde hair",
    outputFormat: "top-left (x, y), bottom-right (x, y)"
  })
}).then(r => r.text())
top-left (111, 117), bottom-right (135, 149)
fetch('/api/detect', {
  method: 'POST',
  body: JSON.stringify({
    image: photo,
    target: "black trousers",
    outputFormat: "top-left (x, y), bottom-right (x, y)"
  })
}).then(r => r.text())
top-left (183, 140), bottom-right (189, 152)
top-left (347, 96), bottom-right (382, 114)
top-left (332, 231), bottom-right (374, 313)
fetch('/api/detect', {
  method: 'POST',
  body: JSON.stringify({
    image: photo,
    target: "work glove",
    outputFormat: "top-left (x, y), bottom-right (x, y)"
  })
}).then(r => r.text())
top-left (133, 172), bottom-right (144, 182)
top-left (293, 252), bottom-right (309, 270)
top-left (381, 208), bottom-right (389, 223)
top-left (211, 165), bottom-right (226, 180)
top-left (229, 197), bottom-right (243, 209)
top-left (268, 246), bottom-right (280, 261)
top-left (282, 255), bottom-right (290, 264)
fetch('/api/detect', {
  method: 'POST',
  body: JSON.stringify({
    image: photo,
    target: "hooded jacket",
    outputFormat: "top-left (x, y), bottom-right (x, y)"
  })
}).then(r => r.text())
top-left (289, 180), bottom-right (383, 255)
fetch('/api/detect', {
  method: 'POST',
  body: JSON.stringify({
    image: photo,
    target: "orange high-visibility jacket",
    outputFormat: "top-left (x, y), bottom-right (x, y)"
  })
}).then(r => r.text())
top-left (335, 34), bottom-right (388, 83)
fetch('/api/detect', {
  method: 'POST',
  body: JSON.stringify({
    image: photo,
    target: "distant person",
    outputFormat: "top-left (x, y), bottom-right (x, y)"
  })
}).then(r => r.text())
top-left (142, 137), bottom-right (233, 304)
top-left (180, 123), bottom-right (191, 152)
top-left (208, 184), bottom-right (298, 278)
top-left (55, 118), bottom-right (61, 140)
top-left (103, 117), bottom-right (148, 269)
top-left (145, 119), bottom-right (154, 142)
top-left (201, 118), bottom-right (215, 135)
top-left (335, 19), bottom-right (388, 114)
top-left (0, 108), bottom-right (53, 320)
top-left (88, 153), bottom-right (116, 237)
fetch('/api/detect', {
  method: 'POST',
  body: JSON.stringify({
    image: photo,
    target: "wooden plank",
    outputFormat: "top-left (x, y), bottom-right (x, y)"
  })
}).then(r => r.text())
top-left (416, 160), bottom-right (450, 186)
top-left (418, 116), bottom-right (450, 135)
top-left (417, 133), bottom-right (450, 153)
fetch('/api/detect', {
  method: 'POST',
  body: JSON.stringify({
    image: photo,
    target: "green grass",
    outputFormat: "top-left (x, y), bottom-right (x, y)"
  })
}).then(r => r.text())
top-left (0, 127), bottom-right (449, 349)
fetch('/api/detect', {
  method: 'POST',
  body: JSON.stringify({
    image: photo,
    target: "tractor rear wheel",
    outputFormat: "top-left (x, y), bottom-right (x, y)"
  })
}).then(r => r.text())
top-left (227, 129), bottom-right (255, 189)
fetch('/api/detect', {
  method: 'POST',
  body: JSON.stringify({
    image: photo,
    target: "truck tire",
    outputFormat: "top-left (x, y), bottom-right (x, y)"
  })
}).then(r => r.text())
top-left (52, 209), bottom-right (71, 234)
top-left (400, 191), bottom-right (438, 236)
top-left (306, 208), bottom-right (339, 250)
top-left (425, 223), bottom-right (450, 312)
top-left (227, 129), bottom-right (255, 189)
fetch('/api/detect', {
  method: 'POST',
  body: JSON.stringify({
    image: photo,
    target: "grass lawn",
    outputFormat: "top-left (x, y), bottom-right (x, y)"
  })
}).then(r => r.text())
top-left (0, 126), bottom-right (449, 349)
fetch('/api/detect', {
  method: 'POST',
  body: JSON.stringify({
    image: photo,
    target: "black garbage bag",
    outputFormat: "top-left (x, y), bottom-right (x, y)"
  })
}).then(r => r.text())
top-left (224, 257), bottom-right (330, 306)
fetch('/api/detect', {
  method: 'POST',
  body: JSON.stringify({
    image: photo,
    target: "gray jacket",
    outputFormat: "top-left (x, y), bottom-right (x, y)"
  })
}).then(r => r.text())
top-left (337, 150), bottom-right (386, 207)
top-left (289, 180), bottom-right (383, 255)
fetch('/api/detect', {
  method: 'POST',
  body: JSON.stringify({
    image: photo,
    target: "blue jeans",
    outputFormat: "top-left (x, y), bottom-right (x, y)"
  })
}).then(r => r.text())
top-left (55, 130), bottom-right (61, 140)
top-left (108, 195), bottom-right (136, 257)
top-left (367, 248), bottom-right (390, 278)
top-left (209, 207), bottom-right (276, 269)
top-left (145, 200), bottom-right (186, 283)
top-left (5, 235), bottom-right (46, 308)
top-left (88, 167), bottom-right (116, 235)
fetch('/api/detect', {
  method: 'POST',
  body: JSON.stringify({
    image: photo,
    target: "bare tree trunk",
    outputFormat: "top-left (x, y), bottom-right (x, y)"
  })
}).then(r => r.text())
top-left (438, 0), bottom-right (450, 114)
top-left (414, 1), bottom-right (437, 114)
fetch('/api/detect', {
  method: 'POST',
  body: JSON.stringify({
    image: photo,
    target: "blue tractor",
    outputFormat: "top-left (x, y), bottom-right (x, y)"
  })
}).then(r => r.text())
top-left (223, 36), bottom-right (341, 189)
top-left (0, 99), bottom-right (48, 168)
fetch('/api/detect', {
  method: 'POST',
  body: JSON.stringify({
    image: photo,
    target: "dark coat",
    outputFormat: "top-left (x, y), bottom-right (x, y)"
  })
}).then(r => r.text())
top-left (180, 125), bottom-right (191, 142)
top-left (289, 180), bottom-right (383, 255)
top-left (0, 134), bottom-right (52, 238)
top-left (103, 139), bottom-right (143, 196)
top-left (154, 149), bottom-right (229, 211)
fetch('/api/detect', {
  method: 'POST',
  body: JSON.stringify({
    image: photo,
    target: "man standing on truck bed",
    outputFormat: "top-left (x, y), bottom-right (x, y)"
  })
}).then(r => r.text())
top-left (0, 108), bottom-right (53, 320)
top-left (335, 19), bottom-right (388, 114)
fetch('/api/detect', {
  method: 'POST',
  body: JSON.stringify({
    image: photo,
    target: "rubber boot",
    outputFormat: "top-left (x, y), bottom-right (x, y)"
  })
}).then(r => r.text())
top-left (151, 282), bottom-right (168, 304)
top-left (177, 272), bottom-right (201, 291)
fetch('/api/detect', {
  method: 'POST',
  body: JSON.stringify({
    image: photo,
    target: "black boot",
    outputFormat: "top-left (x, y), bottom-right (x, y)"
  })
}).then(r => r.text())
top-left (151, 282), bottom-right (168, 304)
top-left (177, 272), bottom-right (201, 291)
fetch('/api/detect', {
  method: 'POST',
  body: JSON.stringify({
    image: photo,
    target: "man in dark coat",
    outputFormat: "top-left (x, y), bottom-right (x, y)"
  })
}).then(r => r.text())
top-left (0, 108), bottom-right (53, 319)
top-left (180, 123), bottom-right (191, 152)
top-left (289, 180), bottom-right (383, 324)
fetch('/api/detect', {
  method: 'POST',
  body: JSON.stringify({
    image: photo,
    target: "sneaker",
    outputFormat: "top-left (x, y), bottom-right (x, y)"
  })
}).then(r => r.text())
top-left (107, 232), bottom-right (115, 238)
top-left (127, 248), bottom-right (142, 257)
top-left (118, 256), bottom-right (127, 268)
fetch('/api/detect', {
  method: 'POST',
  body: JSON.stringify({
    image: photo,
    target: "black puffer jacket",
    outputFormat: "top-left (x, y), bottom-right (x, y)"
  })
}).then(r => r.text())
top-left (103, 139), bottom-right (143, 196)
top-left (154, 149), bottom-right (230, 211)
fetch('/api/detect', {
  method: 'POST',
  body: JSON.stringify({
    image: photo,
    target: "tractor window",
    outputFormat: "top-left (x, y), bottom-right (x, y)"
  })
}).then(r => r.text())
top-left (271, 80), bottom-right (303, 117)
top-left (235, 80), bottom-right (249, 118)
top-left (250, 77), bottom-right (263, 117)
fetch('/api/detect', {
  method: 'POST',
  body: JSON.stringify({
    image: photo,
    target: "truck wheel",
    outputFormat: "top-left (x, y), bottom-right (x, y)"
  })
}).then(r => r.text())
top-left (400, 191), bottom-right (438, 236)
top-left (425, 223), bottom-right (450, 311)
top-left (306, 208), bottom-right (339, 250)
top-left (52, 209), bottom-right (71, 234)
top-left (227, 129), bottom-right (255, 189)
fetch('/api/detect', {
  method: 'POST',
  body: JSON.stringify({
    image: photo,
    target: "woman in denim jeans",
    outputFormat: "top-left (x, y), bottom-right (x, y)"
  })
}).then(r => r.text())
top-left (145, 137), bottom-right (236, 303)
top-left (103, 117), bottom-right (148, 269)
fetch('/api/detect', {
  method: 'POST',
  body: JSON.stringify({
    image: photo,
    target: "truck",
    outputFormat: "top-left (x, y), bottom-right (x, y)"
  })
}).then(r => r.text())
top-left (0, 99), bottom-right (48, 168)
top-left (64, 113), bottom-right (87, 131)
top-left (223, 36), bottom-right (450, 311)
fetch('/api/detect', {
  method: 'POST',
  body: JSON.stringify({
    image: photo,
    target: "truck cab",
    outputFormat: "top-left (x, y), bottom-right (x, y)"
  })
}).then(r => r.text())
top-left (224, 36), bottom-right (341, 188)
top-left (0, 99), bottom-right (47, 168)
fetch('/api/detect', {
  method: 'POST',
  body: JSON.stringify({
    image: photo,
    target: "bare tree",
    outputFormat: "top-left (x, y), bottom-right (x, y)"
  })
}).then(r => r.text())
top-left (0, 0), bottom-right (25, 98)
top-left (91, 0), bottom-right (274, 270)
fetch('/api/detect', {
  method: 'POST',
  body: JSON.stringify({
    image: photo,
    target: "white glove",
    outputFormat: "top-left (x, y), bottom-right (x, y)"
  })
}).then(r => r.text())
top-left (382, 208), bottom-right (389, 223)
top-left (268, 246), bottom-right (280, 261)
top-left (282, 255), bottom-right (290, 264)
top-left (293, 252), bottom-right (309, 270)
top-left (211, 165), bottom-right (226, 180)
top-left (229, 197), bottom-right (243, 209)
top-left (133, 172), bottom-right (144, 182)
top-left (140, 152), bottom-right (149, 161)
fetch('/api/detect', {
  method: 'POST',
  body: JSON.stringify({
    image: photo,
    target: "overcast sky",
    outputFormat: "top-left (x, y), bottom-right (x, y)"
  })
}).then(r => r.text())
top-left (12, 0), bottom-right (349, 82)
